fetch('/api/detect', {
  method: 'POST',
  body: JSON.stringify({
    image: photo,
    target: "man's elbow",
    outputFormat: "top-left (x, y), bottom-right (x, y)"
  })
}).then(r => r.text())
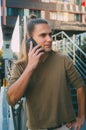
top-left (6, 90), bottom-right (17, 106)
top-left (77, 86), bottom-right (85, 95)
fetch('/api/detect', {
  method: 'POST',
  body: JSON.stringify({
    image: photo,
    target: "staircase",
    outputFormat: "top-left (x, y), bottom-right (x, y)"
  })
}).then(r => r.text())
top-left (52, 31), bottom-right (86, 115)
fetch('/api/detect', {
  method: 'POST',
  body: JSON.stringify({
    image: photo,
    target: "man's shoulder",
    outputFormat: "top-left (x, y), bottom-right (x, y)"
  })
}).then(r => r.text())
top-left (51, 50), bottom-right (68, 60)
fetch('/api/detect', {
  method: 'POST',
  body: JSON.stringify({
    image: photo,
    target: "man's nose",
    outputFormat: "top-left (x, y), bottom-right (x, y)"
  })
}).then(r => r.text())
top-left (47, 35), bottom-right (52, 42)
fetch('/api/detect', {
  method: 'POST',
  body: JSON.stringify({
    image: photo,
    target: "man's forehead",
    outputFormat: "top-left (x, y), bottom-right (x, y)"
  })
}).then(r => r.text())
top-left (35, 24), bottom-right (51, 33)
top-left (34, 23), bottom-right (51, 30)
top-left (39, 31), bottom-right (52, 35)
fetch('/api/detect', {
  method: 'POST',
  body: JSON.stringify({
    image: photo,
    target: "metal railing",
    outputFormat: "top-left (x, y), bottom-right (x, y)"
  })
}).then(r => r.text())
top-left (52, 31), bottom-right (86, 80)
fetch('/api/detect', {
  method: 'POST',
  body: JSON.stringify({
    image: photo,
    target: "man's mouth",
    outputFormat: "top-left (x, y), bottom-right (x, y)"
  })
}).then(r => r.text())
top-left (45, 45), bottom-right (51, 48)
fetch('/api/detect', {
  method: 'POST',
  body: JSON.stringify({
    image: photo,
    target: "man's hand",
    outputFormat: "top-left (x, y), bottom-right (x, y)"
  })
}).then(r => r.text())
top-left (71, 116), bottom-right (85, 130)
top-left (71, 86), bottom-right (85, 130)
top-left (28, 42), bottom-right (44, 71)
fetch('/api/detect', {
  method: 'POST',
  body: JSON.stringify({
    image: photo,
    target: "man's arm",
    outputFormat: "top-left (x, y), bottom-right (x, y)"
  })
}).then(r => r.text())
top-left (7, 65), bottom-right (34, 106)
top-left (77, 87), bottom-right (85, 119)
top-left (64, 56), bottom-right (86, 129)
top-left (7, 44), bottom-right (44, 106)
top-left (72, 86), bottom-right (85, 130)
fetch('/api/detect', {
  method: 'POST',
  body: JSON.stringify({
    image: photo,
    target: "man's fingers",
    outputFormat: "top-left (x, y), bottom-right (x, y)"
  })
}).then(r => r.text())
top-left (35, 47), bottom-right (44, 55)
top-left (32, 44), bottom-right (42, 52)
top-left (37, 52), bottom-right (44, 58)
top-left (29, 43), bottom-right (42, 53)
top-left (29, 41), bottom-right (33, 51)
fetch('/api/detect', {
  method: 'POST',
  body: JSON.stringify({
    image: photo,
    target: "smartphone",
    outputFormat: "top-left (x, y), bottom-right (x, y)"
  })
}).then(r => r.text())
top-left (26, 37), bottom-right (37, 48)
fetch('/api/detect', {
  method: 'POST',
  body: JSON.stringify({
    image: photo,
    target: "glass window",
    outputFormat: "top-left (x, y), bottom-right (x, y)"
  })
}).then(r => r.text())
top-left (41, 11), bottom-right (46, 19)
top-left (64, 12), bottom-right (69, 21)
top-left (50, 0), bottom-right (57, 2)
top-left (63, 0), bottom-right (69, 2)
top-left (50, 11), bottom-right (76, 22)
top-left (41, 0), bottom-right (81, 4)
top-left (68, 13), bottom-right (75, 21)
top-left (63, 0), bottom-right (77, 4)
top-left (84, 15), bottom-right (86, 23)
top-left (57, 0), bottom-right (70, 2)
top-left (68, 0), bottom-right (75, 4)
top-left (7, 8), bottom-right (12, 16)
top-left (75, 0), bottom-right (81, 5)
top-left (41, 0), bottom-right (49, 2)
top-left (7, 8), bottom-right (24, 16)
top-left (75, 14), bottom-right (81, 22)
top-left (50, 12), bottom-right (64, 21)
top-left (57, 12), bottom-right (64, 21)
top-left (50, 12), bottom-right (57, 20)
top-left (6, 44), bottom-right (10, 49)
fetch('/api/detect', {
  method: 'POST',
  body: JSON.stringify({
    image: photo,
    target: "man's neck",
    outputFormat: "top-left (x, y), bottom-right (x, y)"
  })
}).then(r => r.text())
top-left (41, 52), bottom-right (49, 63)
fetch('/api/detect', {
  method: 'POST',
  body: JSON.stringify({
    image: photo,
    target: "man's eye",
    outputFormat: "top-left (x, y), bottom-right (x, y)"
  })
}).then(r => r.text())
top-left (49, 33), bottom-right (52, 37)
top-left (41, 33), bottom-right (52, 37)
top-left (41, 34), bottom-right (46, 37)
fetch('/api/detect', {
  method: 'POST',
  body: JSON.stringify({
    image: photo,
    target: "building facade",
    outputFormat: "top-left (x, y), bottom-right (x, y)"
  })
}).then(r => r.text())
top-left (1, 0), bottom-right (86, 52)
top-left (1, 0), bottom-right (85, 34)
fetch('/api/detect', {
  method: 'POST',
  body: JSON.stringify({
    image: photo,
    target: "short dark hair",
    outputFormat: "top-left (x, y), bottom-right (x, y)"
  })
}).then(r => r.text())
top-left (27, 18), bottom-right (48, 36)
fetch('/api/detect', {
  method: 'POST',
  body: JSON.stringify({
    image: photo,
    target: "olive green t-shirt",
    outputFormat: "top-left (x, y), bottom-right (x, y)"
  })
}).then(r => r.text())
top-left (7, 51), bottom-right (85, 129)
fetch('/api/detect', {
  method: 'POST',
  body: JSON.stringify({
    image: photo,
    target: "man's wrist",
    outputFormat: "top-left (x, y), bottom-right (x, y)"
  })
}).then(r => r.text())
top-left (78, 115), bottom-right (85, 121)
top-left (26, 64), bottom-right (35, 74)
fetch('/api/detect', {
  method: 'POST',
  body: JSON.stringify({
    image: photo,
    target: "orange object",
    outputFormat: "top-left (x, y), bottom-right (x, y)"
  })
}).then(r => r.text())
top-left (3, 78), bottom-right (7, 87)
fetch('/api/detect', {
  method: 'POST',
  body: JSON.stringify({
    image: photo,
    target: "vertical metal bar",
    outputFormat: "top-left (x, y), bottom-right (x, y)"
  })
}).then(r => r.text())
top-left (63, 38), bottom-right (66, 53)
top-left (73, 34), bottom-right (76, 65)
top-left (23, 16), bottom-right (27, 39)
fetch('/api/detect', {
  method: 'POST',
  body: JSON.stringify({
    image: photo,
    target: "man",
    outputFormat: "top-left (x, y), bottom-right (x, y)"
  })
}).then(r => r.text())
top-left (7, 18), bottom-right (85, 130)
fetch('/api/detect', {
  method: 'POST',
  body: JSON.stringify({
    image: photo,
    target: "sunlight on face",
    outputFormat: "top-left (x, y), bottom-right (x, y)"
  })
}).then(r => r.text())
top-left (32, 23), bottom-right (52, 52)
